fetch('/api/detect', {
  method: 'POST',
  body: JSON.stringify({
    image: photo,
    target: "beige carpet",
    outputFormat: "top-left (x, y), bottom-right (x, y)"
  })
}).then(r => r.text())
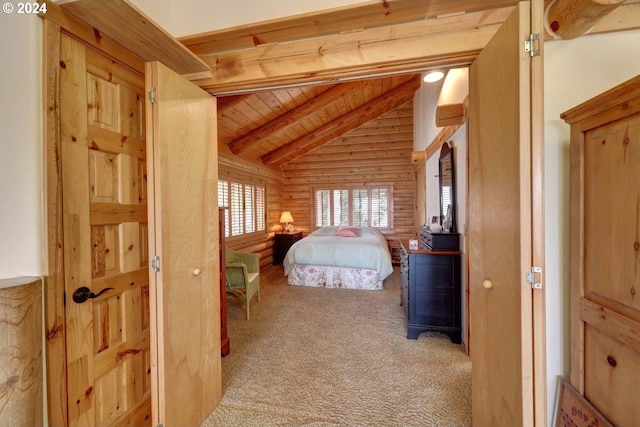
top-left (202, 266), bottom-right (471, 427)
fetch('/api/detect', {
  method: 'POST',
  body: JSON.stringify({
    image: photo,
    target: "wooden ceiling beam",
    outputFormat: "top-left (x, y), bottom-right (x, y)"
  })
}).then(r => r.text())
top-left (545, 0), bottom-right (625, 39)
top-left (435, 103), bottom-right (465, 127)
top-left (192, 7), bottom-right (514, 95)
top-left (228, 76), bottom-right (415, 155)
top-left (179, 0), bottom-right (520, 55)
top-left (261, 78), bottom-right (421, 166)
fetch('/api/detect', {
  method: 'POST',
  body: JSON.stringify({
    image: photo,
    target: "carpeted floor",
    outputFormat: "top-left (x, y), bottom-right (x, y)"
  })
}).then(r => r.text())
top-left (202, 266), bottom-right (471, 427)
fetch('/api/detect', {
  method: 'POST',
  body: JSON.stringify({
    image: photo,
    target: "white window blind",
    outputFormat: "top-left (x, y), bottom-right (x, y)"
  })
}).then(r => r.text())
top-left (218, 179), bottom-right (266, 238)
top-left (352, 189), bottom-right (368, 226)
top-left (313, 185), bottom-right (392, 229)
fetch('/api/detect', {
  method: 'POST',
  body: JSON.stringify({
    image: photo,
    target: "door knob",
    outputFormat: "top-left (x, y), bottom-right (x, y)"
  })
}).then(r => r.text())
top-left (482, 279), bottom-right (493, 289)
top-left (72, 286), bottom-right (114, 304)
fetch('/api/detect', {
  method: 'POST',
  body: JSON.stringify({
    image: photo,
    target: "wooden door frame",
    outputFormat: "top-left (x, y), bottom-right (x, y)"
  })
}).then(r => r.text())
top-left (42, 2), bottom-right (546, 426)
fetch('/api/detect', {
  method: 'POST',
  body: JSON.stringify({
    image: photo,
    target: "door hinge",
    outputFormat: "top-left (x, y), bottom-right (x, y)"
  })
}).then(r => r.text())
top-left (148, 86), bottom-right (157, 104)
top-left (156, 424), bottom-right (163, 427)
top-left (524, 33), bottom-right (541, 57)
top-left (527, 266), bottom-right (543, 289)
top-left (151, 256), bottom-right (161, 273)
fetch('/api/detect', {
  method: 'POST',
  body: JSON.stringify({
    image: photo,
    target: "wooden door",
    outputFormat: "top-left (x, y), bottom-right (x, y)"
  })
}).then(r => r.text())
top-left (59, 34), bottom-right (152, 426)
top-left (468, 2), bottom-right (545, 426)
top-left (564, 75), bottom-right (640, 427)
top-left (146, 61), bottom-right (221, 427)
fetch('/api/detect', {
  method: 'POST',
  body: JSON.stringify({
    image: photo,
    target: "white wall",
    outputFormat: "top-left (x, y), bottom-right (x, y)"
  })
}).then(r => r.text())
top-left (0, 12), bottom-right (42, 278)
top-left (544, 29), bottom-right (640, 423)
top-left (132, 0), bottom-right (367, 37)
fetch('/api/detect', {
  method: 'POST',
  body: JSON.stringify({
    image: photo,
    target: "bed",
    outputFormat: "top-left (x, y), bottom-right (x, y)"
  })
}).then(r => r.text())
top-left (283, 226), bottom-right (393, 290)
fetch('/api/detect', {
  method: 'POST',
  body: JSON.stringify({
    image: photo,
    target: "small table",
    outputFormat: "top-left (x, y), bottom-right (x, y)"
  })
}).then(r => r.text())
top-left (273, 231), bottom-right (303, 265)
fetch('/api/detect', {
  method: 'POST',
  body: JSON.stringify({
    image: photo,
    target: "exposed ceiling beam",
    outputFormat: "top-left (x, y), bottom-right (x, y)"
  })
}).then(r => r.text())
top-left (228, 76), bottom-right (415, 155)
top-left (545, 0), bottom-right (626, 39)
top-left (179, 0), bottom-right (520, 55)
top-left (192, 7), bottom-right (514, 94)
top-left (435, 103), bottom-right (465, 127)
top-left (261, 77), bottom-right (421, 165)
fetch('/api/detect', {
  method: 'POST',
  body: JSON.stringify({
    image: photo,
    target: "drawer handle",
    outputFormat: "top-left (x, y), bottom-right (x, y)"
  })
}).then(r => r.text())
top-left (482, 279), bottom-right (493, 289)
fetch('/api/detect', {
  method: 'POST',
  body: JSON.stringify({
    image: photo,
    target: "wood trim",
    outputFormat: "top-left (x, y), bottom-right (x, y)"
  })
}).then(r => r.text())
top-left (42, 19), bottom-right (68, 427)
top-left (193, 7), bottom-right (514, 94)
top-left (530, 1), bottom-right (547, 425)
top-left (561, 74), bottom-right (640, 126)
top-left (179, 0), bottom-right (522, 55)
top-left (580, 297), bottom-right (640, 353)
top-left (435, 103), bottom-right (465, 127)
top-left (39, 0), bottom-right (146, 75)
top-left (569, 125), bottom-right (586, 393)
top-left (55, 0), bottom-right (212, 76)
top-left (426, 125), bottom-right (461, 160)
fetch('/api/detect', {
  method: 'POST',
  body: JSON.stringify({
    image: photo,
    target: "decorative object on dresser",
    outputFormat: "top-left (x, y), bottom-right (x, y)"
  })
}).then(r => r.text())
top-left (273, 231), bottom-right (303, 266)
top-left (219, 208), bottom-right (230, 356)
top-left (400, 226), bottom-right (461, 343)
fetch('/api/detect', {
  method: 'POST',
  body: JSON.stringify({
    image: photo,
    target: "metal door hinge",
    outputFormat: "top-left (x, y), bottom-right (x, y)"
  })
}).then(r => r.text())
top-left (151, 256), bottom-right (161, 273)
top-left (527, 266), bottom-right (542, 289)
top-left (156, 424), bottom-right (163, 427)
top-left (148, 86), bottom-right (157, 104)
top-left (524, 33), bottom-right (541, 57)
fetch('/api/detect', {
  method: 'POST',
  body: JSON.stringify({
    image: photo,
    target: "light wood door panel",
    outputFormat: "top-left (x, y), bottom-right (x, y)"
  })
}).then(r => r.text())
top-left (60, 34), bottom-right (151, 426)
top-left (468, 2), bottom-right (543, 425)
top-left (565, 81), bottom-right (640, 426)
top-left (146, 61), bottom-right (221, 427)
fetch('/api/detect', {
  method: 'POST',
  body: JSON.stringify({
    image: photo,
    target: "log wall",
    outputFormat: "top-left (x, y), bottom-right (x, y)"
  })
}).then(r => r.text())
top-left (281, 102), bottom-right (416, 241)
top-left (218, 146), bottom-right (283, 269)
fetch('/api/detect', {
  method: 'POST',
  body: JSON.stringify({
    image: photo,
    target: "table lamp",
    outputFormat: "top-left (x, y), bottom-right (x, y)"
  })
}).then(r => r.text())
top-left (279, 211), bottom-right (294, 232)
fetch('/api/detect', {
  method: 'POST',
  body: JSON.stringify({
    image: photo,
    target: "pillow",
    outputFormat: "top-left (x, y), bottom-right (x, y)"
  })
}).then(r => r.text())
top-left (336, 226), bottom-right (360, 237)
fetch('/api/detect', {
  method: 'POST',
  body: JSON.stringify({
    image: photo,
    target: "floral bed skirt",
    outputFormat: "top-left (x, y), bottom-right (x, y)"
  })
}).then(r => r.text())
top-left (287, 264), bottom-right (383, 290)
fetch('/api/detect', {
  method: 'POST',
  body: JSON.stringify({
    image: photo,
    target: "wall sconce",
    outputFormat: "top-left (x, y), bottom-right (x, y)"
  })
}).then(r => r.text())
top-left (423, 70), bottom-right (444, 83)
top-left (279, 211), bottom-right (294, 233)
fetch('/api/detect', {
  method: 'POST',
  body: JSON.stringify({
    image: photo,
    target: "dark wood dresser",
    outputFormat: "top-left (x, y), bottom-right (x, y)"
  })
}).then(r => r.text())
top-left (273, 231), bottom-right (302, 265)
top-left (219, 208), bottom-right (229, 356)
top-left (400, 228), bottom-right (461, 343)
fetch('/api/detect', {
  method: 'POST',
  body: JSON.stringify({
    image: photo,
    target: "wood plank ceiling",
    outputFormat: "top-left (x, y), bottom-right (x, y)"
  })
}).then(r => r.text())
top-left (178, 0), bottom-right (640, 167)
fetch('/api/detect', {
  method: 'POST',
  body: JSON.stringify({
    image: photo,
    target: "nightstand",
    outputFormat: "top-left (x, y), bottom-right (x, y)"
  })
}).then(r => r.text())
top-left (273, 231), bottom-right (303, 265)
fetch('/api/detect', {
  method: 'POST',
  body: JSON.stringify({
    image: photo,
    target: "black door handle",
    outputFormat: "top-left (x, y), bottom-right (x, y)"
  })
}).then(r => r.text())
top-left (72, 286), bottom-right (114, 304)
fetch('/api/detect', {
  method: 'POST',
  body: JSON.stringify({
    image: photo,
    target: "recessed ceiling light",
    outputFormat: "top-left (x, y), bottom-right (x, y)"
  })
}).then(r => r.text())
top-left (423, 71), bottom-right (444, 83)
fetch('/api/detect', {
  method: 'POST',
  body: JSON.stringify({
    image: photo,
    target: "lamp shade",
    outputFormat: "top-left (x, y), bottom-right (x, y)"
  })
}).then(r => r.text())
top-left (279, 211), bottom-right (294, 224)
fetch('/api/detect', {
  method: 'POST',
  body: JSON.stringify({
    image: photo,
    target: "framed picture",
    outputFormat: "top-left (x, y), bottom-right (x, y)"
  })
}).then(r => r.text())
top-left (553, 377), bottom-right (613, 427)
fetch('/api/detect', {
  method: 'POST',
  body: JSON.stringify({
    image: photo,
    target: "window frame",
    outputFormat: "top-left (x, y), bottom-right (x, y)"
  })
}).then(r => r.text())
top-left (218, 178), bottom-right (267, 240)
top-left (312, 184), bottom-right (393, 230)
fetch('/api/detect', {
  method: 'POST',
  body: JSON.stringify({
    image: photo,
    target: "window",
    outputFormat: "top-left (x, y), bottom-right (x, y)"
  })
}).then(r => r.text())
top-left (314, 185), bottom-right (392, 229)
top-left (218, 179), bottom-right (266, 238)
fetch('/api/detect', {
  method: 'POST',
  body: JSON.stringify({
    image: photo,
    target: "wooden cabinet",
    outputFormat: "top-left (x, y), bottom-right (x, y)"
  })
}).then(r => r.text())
top-left (273, 231), bottom-right (303, 265)
top-left (219, 208), bottom-right (229, 356)
top-left (400, 239), bottom-right (461, 343)
top-left (563, 75), bottom-right (640, 427)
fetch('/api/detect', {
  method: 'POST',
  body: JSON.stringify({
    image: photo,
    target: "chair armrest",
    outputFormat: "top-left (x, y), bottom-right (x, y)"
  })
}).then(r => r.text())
top-left (234, 252), bottom-right (259, 273)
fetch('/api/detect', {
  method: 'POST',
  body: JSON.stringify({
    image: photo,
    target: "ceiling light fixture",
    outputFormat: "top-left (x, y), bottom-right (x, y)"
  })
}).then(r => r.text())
top-left (423, 70), bottom-right (444, 83)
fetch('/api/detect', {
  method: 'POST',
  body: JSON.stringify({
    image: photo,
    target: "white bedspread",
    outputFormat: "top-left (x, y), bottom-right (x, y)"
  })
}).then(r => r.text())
top-left (283, 226), bottom-right (393, 280)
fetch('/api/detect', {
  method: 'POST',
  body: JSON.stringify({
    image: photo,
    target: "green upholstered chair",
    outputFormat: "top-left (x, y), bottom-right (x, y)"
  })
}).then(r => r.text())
top-left (225, 248), bottom-right (261, 320)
